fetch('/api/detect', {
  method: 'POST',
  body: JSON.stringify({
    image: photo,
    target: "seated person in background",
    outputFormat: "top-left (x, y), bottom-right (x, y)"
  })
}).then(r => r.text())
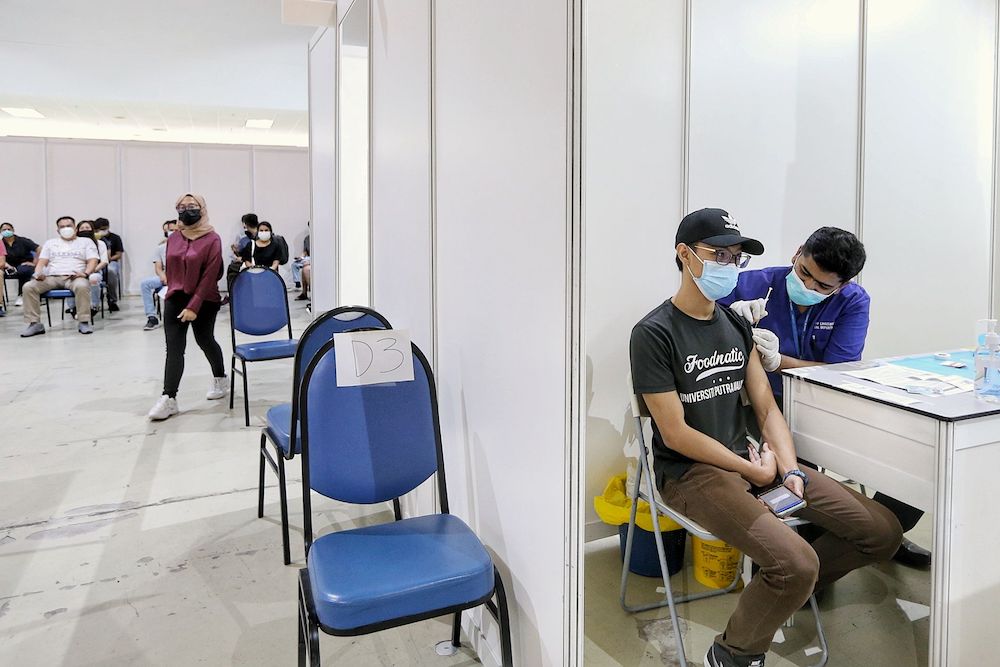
top-left (240, 221), bottom-right (281, 271)
top-left (93, 217), bottom-right (123, 312)
top-left (630, 208), bottom-right (902, 667)
top-left (65, 220), bottom-right (109, 319)
top-left (2, 222), bottom-right (40, 304)
top-left (300, 263), bottom-right (311, 304)
top-left (140, 220), bottom-right (176, 331)
top-left (719, 227), bottom-right (930, 568)
top-left (20, 216), bottom-right (99, 337)
top-left (0, 238), bottom-right (6, 316)
top-left (292, 223), bottom-right (310, 295)
top-left (227, 213), bottom-right (259, 287)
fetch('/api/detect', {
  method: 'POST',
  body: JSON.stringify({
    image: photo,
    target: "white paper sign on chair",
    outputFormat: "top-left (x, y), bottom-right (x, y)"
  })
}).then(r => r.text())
top-left (333, 329), bottom-right (415, 387)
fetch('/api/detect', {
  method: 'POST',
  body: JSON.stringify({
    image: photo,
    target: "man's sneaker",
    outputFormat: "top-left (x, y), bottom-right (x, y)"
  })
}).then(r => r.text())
top-left (148, 395), bottom-right (179, 421)
top-left (0, 308), bottom-right (5, 317)
top-left (20, 322), bottom-right (45, 337)
top-left (294, 281), bottom-right (301, 289)
top-left (78, 322), bottom-right (94, 335)
top-left (206, 377), bottom-right (228, 400)
top-left (65, 307), bottom-right (76, 317)
top-left (15, 296), bottom-right (23, 306)
top-left (705, 642), bottom-right (765, 667)
top-left (108, 301), bottom-right (120, 312)
top-left (295, 293), bottom-right (309, 301)
top-left (144, 316), bottom-right (160, 331)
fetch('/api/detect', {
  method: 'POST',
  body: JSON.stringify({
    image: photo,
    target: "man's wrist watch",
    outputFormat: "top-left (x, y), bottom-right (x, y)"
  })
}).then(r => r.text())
top-left (783, 469), bottom-right (809, 487)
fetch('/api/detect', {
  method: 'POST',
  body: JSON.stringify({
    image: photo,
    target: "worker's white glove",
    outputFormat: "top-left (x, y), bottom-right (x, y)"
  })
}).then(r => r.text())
top-left (729, 299), bottom-right (768, 324)
top-left (752, 328), bottom-right (781, 372)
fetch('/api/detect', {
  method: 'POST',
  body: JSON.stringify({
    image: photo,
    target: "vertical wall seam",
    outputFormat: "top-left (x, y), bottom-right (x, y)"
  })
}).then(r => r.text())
top-left (854, 0), bottom-right (868, 286)
top-left (430, 0), bottom-right (439, 375)
top-left (680, 0), bottom-right (692, 217)
top-left (117, 143), bottom-right (126, 291)
top-left (991, 0), bottom-right (1000, 318)
top-left (335, 15), bottom-right (342, 306)
top-left (368, 0), bottom-right (375, 308)
top-left (42, 138), bottom-right (50, 227)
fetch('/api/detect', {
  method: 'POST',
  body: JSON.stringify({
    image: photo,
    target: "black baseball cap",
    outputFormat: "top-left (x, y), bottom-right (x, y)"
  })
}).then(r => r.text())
top-left (675, 208), bottom-right (764, 255)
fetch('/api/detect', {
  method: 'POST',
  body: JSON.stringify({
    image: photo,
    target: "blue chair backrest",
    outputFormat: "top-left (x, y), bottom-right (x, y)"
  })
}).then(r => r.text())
top-left (230, 268), bottom-right (290, 336)
top-left (300, 340), bottom-right (440, 504)
top-left (294, 307), bottom-right (392, 386)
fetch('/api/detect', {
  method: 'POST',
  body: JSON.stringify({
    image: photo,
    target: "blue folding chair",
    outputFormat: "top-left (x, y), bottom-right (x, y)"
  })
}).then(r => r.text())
top-left (41, 289), bottom-right (75, 327)
top-left (296, 340), bottom-right (514, 666)
top-left (229, 267), bottom-right (298, 426)
top-left (259, 305), bottom-right (393, 565)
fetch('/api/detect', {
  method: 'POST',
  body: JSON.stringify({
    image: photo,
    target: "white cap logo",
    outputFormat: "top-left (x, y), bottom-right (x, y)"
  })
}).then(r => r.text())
top-left (722, 214), bottom-right (740, 231)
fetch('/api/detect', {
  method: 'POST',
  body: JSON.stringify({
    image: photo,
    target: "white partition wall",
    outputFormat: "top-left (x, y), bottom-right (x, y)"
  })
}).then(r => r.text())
top-left (688, 0), bottom-right (861, 269)
top-left (433, 2), bottom-right (573, 663)
top-left (308, 27), bottom-right (337, 313)
top-left (0, 136), bottom-right (308, 295)
top-left (861, 0), bottom-right (996, 357)
top-left (582, 0), bottom-right (686, 541)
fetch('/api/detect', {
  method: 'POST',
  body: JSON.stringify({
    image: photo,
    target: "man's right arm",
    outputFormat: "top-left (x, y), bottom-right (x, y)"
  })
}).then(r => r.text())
top-left (644, 390), bottom-right (776, 486)
top-left (154, 260), bottom-right (167, 284)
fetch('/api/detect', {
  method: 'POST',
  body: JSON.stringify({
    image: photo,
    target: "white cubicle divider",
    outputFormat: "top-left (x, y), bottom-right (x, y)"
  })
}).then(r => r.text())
top-left (308, 26), bottom-right (337, 314)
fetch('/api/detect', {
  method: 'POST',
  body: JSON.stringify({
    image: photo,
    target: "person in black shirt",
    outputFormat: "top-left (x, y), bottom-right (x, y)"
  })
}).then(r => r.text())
top-left (630, 208), bottom-right (901, 667)
top-left (94, 217), bottom-right (124, 311)
top-left (239, 221), bottom-right (281, 270)
top-left (1, 222), bottom-right (40, 299)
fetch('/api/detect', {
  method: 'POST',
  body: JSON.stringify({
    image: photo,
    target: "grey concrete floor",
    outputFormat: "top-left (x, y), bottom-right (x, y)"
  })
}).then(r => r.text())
top-left (584, 495), bottom-right (933, 666)
top-left (0, 296), bottom-right (481, 666)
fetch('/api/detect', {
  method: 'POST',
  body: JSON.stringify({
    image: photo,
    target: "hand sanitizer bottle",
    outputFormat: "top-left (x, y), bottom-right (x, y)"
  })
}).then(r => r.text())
top-left (974, 323), bottom-right (1000, 403)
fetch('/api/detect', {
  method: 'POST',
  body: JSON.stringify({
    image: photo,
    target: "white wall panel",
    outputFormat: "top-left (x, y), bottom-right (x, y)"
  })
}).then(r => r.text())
top-left (0, 138), bottom-right (46, 246)
top-left (688, 0), bottom-right (860, 269)
top-left (120, 144), bottom-right (188, 293)
top-left (435, 2), bottom-right (569, 664)
top-left (253, 147), bottom-right (311, 285)
top-left (46, 141), bottom-right (121, 232)
top-left (189, 146), bottom-right (254, 265)
top-left (583, 0), bottom-right (685, 540)
top-left (308, 27), bottom-right (338, 313)
top-left (371, 0), bottom-right (432, 355)
top-left (862, 0), bottom-right (995, 357)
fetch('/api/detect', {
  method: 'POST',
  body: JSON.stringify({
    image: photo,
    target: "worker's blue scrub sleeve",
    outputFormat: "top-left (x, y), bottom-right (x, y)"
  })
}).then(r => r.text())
top-left (719, 266), bottom-right (871, 398)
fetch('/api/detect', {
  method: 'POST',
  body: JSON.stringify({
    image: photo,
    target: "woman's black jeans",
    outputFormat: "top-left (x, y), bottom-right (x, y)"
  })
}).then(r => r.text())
top-left (162, 292), bottom-right (226, 398)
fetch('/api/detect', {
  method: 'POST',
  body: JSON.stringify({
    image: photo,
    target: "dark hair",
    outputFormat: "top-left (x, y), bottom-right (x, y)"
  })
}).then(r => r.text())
top-left (242, 213), bottom-right (259, 227)
top-left (801, 227), bottom-right (866, 282)
top-left (94, 217), bottom-right (110, 229)
top-left (76, 220), bottom-right (100, 249)
top-left (163, 219), bottom-right (176, 228)
top-left (56, 216), bottom-right (76, 225)
top-left (0, 222), bottom-right (13, 231)
top-left (257, 221), bottom-right (273, 233)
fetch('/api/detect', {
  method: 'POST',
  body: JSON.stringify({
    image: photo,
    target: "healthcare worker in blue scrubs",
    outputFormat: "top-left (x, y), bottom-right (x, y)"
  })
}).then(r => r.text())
top-left (719, 226), bottom-right (930, 568)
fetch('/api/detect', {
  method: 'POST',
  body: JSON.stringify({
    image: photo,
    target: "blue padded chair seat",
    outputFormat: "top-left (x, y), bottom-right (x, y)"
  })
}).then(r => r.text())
top-left (43, 289), bottom-right (73, 298)
top-left (235, 338), bottom-right (299, 361)
top-left (265, 402), bottom-right (300, 455)
top-left (308, 514), bottom-right (494, 631)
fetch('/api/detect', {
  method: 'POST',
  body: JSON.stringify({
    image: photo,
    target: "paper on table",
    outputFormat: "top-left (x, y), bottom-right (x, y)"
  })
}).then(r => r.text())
top-left (843, 364), bottom-right (970, 395)
top-left (835, 382), bottom-right (924, 406)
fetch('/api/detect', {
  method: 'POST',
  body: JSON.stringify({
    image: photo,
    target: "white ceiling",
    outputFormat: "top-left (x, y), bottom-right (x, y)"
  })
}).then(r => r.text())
top-left (0, 0), bottom-right (317, 146)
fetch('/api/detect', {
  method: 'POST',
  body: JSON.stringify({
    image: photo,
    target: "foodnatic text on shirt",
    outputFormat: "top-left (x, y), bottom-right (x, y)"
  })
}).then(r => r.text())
top-left (684, 347), bottom-right (746, 381)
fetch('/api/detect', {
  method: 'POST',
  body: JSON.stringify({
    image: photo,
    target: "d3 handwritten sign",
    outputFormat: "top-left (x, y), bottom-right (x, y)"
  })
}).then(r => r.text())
top-left (333, 329), bottom-right (415, 387)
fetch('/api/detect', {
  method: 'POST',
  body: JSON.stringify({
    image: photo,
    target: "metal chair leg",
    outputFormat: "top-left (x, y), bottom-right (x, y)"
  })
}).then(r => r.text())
top-left (278, 453), bottom-right (291, 566)
top-left (806, 594), bottom-right (829, 667)
top-left (297, 585), bottom-right (307, 667)
top-left (241, 358), bottom-right (250, 426)
top-left (492, 570), bottom-right (514, 667)
top-left (45, 298), bottom-right (52, 327)
top-left (258, 434), bottom-right (266, 519)
top-left (229, 356), bottom-right (237, 410)
top-left (451, 611), bottom-right (462, 648)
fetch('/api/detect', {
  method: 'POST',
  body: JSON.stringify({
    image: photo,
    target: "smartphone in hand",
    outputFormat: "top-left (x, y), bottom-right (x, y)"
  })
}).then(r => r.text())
top-left (757, 486), bottom-right (807, 517)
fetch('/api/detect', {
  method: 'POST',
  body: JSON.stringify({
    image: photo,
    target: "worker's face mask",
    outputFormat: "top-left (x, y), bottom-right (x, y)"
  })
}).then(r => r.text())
top-left (785, 266), bottom-right (834, 307)
top-left (178, 209), bottom-right (202, 226)
top-left (1, 230), bottom-right (13, 239)
top-left (686, 246), bottom-right (739, 301)
top-left (58, 226), bottom-right (75, 240)
top-left (257, 231), bottom-right (271, 241)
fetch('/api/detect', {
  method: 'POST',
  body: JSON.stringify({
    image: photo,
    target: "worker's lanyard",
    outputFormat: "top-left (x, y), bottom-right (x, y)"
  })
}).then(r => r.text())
top-left (789, 299), bottom-right (811, 360)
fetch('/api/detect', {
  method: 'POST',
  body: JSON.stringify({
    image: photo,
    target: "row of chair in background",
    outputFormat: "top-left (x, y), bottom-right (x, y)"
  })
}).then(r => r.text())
top-left (225, 286), bottom-right (514, 666)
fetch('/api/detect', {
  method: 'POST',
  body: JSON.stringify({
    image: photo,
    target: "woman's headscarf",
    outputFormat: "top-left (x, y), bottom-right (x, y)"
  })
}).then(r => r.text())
top-left (174, 193), bottom-right (215, 241)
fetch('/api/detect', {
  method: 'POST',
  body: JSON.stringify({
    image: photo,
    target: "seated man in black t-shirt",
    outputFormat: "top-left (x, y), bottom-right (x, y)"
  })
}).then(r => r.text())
top-left (1, 222), bottom-right (40, 300)
top-left (630, 209), bottom-right (902, 667)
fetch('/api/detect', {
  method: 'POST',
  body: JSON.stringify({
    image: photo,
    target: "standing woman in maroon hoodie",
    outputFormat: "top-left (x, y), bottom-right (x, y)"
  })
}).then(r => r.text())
top-left (148, 193), bottom-right (228, 421)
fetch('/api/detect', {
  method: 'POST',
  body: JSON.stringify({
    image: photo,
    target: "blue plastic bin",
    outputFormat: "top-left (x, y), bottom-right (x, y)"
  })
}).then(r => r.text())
top-left (618, 523), bottom-right (686, 577)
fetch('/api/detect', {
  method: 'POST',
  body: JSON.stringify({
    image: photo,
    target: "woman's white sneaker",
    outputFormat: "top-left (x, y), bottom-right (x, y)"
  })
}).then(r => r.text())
top-left (148, 395), bottom-right (179, 421)
top-left (206, 377), bottom-right (228, 400)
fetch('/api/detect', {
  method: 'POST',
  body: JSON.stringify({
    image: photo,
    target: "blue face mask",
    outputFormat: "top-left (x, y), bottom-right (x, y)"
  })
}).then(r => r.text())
top-left (1, 230), bottom-right (12, 239)
top-left (785, 267), bottom-right (834, 306)
top-left (687, 248), bottom-right (739, 301)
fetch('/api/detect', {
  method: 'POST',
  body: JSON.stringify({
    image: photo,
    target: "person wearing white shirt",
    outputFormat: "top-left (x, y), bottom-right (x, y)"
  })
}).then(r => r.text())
top-left (20, 216), bottom-right (99, 337)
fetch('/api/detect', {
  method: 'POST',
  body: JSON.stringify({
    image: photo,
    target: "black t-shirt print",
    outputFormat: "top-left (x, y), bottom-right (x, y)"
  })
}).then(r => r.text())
top-left (630, 299), bottom-right (755, 484)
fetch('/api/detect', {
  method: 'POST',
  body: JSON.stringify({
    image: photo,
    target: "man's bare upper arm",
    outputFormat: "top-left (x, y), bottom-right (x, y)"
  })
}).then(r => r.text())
top-left (744, 346), bottom-right (779, 421)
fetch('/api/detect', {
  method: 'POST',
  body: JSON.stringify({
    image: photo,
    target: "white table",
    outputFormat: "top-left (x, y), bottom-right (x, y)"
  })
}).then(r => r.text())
top-left (782, 359), bottom-right (1000, 667)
